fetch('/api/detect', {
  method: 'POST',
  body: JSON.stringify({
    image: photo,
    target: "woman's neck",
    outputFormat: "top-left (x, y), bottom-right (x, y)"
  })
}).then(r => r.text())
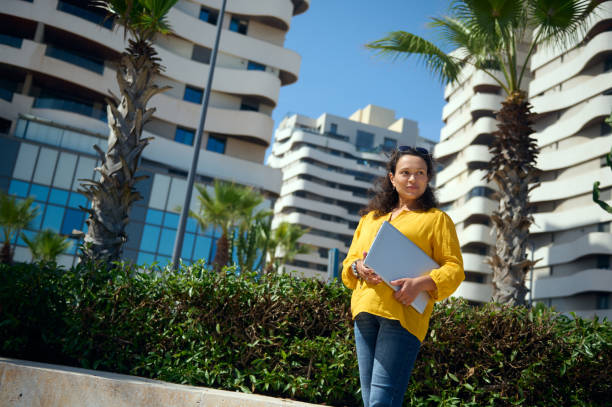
top-left (396, 198), bottom-right (419, 212)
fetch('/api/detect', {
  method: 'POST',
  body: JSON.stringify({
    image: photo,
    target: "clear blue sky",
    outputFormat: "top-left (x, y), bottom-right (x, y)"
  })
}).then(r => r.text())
top-left (271, 0), bottom-right (454, 146)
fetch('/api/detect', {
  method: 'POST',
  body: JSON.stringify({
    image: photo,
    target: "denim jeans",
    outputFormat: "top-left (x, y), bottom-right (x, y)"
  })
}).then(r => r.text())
top-left (354, 312), bottom-right (421, 407)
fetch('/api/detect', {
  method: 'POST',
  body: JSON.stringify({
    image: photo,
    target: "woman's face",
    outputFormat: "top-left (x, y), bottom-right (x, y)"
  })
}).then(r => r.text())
top-left (389, 154), bottom-right (429, 203)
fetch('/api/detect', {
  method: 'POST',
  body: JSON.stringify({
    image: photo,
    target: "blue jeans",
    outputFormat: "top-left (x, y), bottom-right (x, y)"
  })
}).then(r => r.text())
top-left (354, 312), bottom-right (421, 407)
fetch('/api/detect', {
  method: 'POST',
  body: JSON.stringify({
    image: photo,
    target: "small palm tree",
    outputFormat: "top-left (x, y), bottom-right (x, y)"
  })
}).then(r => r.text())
top-left (265, 221), bottom-right (310, 274)
top-left (189, 181), bottom-right (266, 271)
top-left (0, 191), bottom-right (38, 264)
top-left (22, 229), bottom-right (72, 264)
top-left (78, 0), bottom-right (178, 263)
top-left (233, 207), bottom-right (273, 273)
top-left (367, 0), bottom-right (600, 305)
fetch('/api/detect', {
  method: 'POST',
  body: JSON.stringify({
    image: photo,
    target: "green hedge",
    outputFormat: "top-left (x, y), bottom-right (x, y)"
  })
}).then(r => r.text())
top-left (1, 261), bottom-right (610, 406)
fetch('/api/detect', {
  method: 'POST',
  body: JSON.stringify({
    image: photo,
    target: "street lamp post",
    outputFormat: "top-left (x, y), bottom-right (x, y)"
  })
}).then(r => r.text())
top-left (171, 0), bottom-right (228, 270)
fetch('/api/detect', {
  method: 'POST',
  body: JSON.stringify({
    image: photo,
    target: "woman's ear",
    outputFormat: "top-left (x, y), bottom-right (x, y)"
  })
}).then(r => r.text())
top-left (388, 172), bottom-right (395, 188)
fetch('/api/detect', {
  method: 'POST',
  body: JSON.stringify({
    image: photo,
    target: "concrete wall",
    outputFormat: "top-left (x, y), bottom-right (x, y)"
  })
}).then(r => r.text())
top-left (0, 358), bottom-right (324, 407)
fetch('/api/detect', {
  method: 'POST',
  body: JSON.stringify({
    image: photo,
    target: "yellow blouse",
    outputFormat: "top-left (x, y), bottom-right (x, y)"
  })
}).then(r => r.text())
top-left (341, 208), bottom-right (464, 342)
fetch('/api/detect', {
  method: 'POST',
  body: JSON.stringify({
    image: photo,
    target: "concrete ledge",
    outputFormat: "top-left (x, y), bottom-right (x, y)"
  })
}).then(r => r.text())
top-left (0, 358), bottom-right (325, 407)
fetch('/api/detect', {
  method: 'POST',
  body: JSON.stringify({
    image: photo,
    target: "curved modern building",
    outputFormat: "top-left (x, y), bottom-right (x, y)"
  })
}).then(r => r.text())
top-left (434, 2), bottom-right (612, 318)
top-left (528, 1), bottom-right (612, 319)
top-left (268, 105), bottom-right (435, 279)
top-left (0, 0), bottom-right (308, 266)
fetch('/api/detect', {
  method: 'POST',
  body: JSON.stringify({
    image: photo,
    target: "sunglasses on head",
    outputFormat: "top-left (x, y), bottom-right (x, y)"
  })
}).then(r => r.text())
top-left (397, 145), bottom-right (430, 156)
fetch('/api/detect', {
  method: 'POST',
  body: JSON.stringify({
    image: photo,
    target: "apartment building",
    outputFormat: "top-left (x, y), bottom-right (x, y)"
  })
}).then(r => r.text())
top-left (0, 0), bottom-right (308, 266)
top-left (268, 104), bottom-right (435, 279)
top-left (528, 1), bottom-right (612, 319)
top-left (433, 1), bottom-right (612, 318)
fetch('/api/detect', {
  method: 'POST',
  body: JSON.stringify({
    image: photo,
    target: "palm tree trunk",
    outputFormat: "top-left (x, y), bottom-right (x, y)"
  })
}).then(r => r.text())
top-left (485, 91), bottom-right (540, 306)
top-left (212, 232), bottom-right (230, 272)
top-left (1, 242), bottom-right (12, 264)
top-left (78, 39), bottom-right (168, 263)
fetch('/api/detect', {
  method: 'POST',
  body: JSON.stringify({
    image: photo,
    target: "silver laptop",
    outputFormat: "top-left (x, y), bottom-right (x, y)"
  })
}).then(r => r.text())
top-left (363, 221), bottom-right (439, 313)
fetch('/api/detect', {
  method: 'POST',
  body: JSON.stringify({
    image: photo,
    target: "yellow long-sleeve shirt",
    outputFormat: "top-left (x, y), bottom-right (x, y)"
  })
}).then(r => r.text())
top-left (342, 208), bottom-right (464, 342)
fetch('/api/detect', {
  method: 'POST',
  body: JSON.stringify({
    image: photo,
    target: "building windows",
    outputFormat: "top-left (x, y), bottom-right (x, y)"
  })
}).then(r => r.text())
top-left (596, 255), bottom-right (610, 269)
top-left (206, 134), bottom-right (226, 154)
top-left (356, 130), bottom-right (374, 152)
top-left (602, 119), bottom-right (611, 136)
top-left (175, 127), bottom-right (195, 146)
top-left (247, 61), bottom-right (266, 71)
top-left (329, 123), bottom-right (338, 134)
top-left (192, 44), bottom-right (212, 64)
top-left (183, 85), bottom-right (204, 104)
top-left (230, 17), bottom-right (248, 34)
top-left (597, 293), bottom-right (610, 310)
top-left (240, 98), bottom-right (259, 112)
top-left (604, 56), bottom-right (612, 73)
top-left (199, 7), bottom-right (218, 25)
top-left (383, 137), bottom-right (397, 152)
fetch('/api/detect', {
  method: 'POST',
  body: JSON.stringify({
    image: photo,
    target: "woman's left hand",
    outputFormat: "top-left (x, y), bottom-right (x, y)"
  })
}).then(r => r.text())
top-left (390, 275), bottom-right (436, 306)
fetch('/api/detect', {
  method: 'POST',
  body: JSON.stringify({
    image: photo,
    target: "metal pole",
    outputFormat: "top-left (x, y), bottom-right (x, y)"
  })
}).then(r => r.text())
top-left (171, 0), bottom-right (228, 270)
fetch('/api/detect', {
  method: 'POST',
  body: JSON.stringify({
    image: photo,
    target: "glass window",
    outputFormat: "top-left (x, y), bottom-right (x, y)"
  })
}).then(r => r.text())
top-left (597, 255), bottom-right (610, 269)
top-left (42, 204), bottom-right (64, 232)
top-left (140, 224), bottom-right (160, 253)
top-left (330, 123), bottom-right (338, 134)
top-left (9, 180), bottom-right (30, 197)
top-left (138, 252), bottom-right (156, 266)
top-left (53, 152), bottom-right (77, 189)
top-left (383, 137), bottom-right (397, 152)
top-left (68, 192), bottom-right (88, 209)
top-left (33, 147), bottom-right (58, 185)
top-left (175, 127), bottom-right (195, 146)
top-left (155, 255), bottom-right (171, 265)
top-left (182, 232), bottom-right (195, 260)
top-left (597, 293), bottom-right (610, 310)
top-left (145, 209), bottom-right (164, 225)
top-left (356, 131), bottom-right (374, 152)
top-left (193, 235), bottom-right (213, 262)
top-left (192, 45), bottom-right (211, 64)
top-left (187, 217), bottom-right (198, 233)
top-left (199, 7), bottom-right (218, 25)
top-left (13, 143), bottom-right (38, 181)
top-left (163, 212), bottom-right (179, 229)
top-left (49, 188), bottom-right (69, 205)
top-left (206, 135), bottom-right (226, 154)
top-left (61, 208), bottom-right (85, 235)
top-left (229, 17), bottom-right (248, 34)
top-left (240, 99), bottom-right (259, 112)
top-left (29, 184), bottom-right (49, 202)
top-left (183, 86), bottom-right (203, 104)
top-left (29, 203), bottom-right (45, 230)
top-left (157, 228), bottom-right (176, 256)
top-left (247, 61), bottom-right (266, 71)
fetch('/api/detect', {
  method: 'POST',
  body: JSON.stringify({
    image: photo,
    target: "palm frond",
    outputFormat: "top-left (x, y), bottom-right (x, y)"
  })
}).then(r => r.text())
top-left (367, 31), bottom-right (464, 85)
top-left (529, 0), bottom-right (602, 50)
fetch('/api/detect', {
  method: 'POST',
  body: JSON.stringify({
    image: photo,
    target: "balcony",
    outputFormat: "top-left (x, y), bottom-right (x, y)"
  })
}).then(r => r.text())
top-left (45, 44), bottom-right (105, 75)
top-left (56, 0), bottom-right (114, 29)
top-left (33, 96), bottom-right (107, 123)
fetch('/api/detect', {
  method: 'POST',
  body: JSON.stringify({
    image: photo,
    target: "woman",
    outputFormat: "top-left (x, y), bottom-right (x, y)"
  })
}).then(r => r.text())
top-left (342, 146), bottom-right (464, 407)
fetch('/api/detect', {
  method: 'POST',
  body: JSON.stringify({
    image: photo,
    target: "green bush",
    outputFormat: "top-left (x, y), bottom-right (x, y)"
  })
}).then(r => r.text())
top-left (1, 261), bottom-right (610, 406)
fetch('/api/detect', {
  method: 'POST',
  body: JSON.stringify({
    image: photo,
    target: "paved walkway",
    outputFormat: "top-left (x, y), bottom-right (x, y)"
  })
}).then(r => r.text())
top-left (0, 358), bottom-right (326, 407)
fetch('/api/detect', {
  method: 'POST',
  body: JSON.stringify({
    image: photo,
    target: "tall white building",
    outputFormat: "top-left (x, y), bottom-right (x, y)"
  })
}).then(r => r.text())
top-left (268, 105), bottom-right (435, 279)
top-left (0, 0), bottom-right (308, 266)
top-left (434, 1), bottom-right (612, 318)
top-left (528, 1), bottom-right (612, 319)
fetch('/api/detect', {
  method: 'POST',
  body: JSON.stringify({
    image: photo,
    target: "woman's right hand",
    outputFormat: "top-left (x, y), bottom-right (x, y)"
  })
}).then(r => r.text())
top-left (357, 251), bottom-right (382, 285)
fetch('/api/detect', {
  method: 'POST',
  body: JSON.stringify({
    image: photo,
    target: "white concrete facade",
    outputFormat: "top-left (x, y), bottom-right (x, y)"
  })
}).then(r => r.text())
top-left (434, 1), bottom-right (612, 318)
top-left (0, 0), bottom-right (308, 266)
top-left (268, 105), bottom-right (435, 279)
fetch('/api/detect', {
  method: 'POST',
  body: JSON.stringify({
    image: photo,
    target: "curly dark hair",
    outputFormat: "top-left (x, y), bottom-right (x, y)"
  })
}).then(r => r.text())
top-left (360, 148), bottom-right (439, 218)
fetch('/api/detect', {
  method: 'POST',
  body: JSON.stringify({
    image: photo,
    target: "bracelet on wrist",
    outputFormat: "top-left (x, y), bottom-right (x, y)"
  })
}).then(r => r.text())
top-left (351, 261), bottom-right (362, 280)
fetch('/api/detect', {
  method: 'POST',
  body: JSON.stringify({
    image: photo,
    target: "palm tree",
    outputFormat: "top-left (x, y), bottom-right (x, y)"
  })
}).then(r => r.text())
top-left (22, 229), bottom-right (72, 264)
top-left (233, 207), bottom-right (273, 273)
top-left (265, 221), bottom-right (310, 274)
top-left (367, 0), bottom-right (600, 305)
top-left (78, 0), bottom-right (177, 263)
top-left (0, 191), bottom-right (38, 264)
top-left (188, 181), bottom-right (266, 271)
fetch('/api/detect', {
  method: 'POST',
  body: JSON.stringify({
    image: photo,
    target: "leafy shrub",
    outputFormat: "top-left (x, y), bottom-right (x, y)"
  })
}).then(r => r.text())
top-left (0, 262), bottom-right (610, 406)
